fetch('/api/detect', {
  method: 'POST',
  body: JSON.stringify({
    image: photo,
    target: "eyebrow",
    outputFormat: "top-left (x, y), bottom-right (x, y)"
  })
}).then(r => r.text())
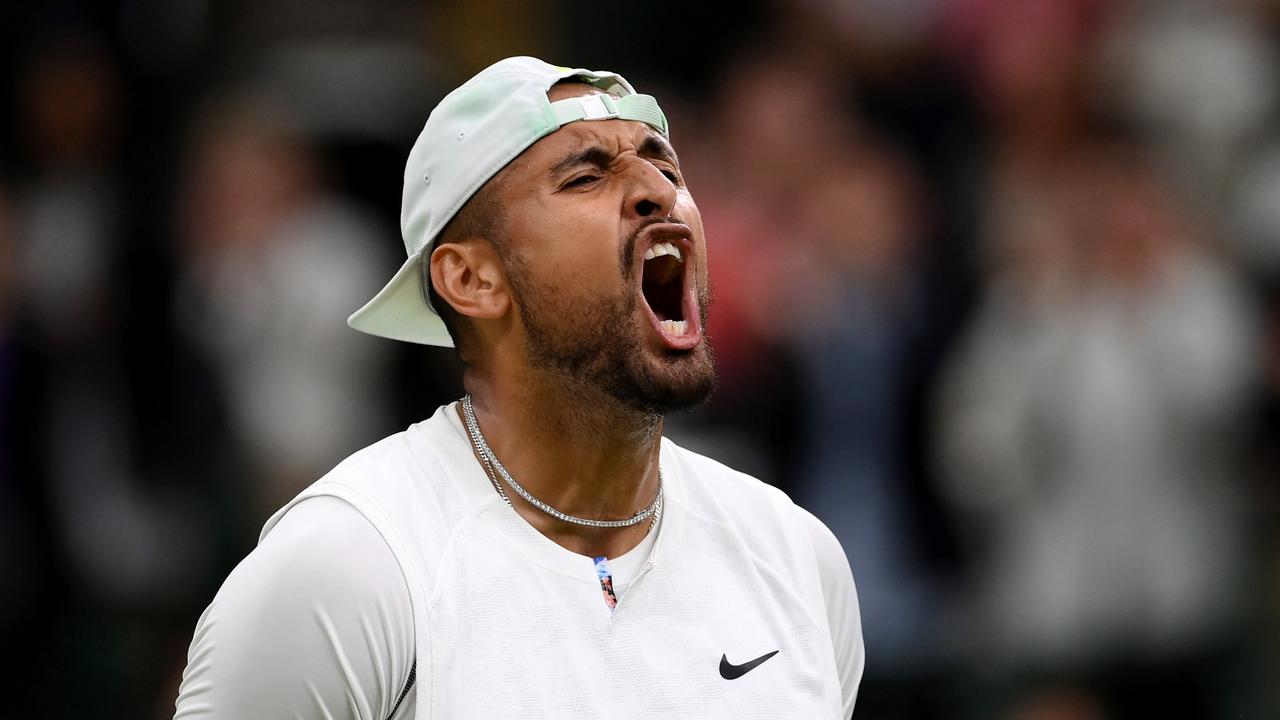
top-left (639, 134), bottom-right (680, 167)
top-left (548, 133), bottom-right (681, 178)
top-left (549, 146), bottom-right (614, 177)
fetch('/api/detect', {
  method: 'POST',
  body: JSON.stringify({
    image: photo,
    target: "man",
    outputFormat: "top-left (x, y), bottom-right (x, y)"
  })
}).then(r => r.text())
top-left (174, 56), bottom-right (864, 719)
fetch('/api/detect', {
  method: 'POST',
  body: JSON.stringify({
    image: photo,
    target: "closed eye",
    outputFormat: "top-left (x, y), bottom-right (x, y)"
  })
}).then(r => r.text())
top-left (650, 159), bottom-right (681, 185)
top-left (563, 174), bottom-right (601, 189)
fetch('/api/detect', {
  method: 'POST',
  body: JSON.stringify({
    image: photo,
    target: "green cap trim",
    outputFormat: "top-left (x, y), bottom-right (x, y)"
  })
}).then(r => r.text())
top-left (616, 94), bottom-right (668, 136)
top-left (549, 93), bottom-right (669, 137)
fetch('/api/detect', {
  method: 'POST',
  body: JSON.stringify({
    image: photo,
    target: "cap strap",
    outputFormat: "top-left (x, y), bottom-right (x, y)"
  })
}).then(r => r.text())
top-left (549, 93), bottom-right (669, 137)
top-left (616, 94), bottom-right (668, 136)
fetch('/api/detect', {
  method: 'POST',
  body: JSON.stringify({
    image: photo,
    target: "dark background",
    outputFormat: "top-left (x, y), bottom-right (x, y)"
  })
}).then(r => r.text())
top-left (3, 0), bottom-right (1280, 717)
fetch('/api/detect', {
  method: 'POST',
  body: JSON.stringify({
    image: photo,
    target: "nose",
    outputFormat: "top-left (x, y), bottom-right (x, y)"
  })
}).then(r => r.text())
top-left (624, 159), bottom-right (678, 221)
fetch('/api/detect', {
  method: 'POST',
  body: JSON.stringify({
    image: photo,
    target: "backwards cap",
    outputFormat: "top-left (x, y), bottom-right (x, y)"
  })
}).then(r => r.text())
top-left (347, 56), bottom-right (670, 347)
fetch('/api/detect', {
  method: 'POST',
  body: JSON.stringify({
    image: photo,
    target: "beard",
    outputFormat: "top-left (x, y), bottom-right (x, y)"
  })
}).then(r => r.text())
top-left (504, 250), bottom-right (717, 416)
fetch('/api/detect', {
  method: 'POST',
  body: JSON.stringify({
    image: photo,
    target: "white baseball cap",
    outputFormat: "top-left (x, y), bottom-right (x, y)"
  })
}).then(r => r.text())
top-left (347, 56), bottom-right (670, 347)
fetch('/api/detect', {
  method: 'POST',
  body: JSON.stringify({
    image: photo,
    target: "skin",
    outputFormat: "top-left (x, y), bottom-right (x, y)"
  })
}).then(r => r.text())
top-left (429, 82), bottom-right (715, 559)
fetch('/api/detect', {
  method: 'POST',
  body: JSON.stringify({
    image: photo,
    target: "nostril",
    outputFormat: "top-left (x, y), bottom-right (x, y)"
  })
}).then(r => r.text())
top-left (635, 199), bottom-right (659, 216)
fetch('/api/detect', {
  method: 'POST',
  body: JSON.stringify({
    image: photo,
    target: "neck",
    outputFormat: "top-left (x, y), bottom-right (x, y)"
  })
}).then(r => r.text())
top-left (461, 368), bottom-right (664, 558)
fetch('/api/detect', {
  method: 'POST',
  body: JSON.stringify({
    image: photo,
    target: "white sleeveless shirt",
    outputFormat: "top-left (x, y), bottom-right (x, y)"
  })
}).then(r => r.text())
top-left (175, 403), bottom-right (864, 719)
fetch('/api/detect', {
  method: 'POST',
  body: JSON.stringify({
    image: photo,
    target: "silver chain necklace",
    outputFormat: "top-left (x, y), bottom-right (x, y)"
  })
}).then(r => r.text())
top-left (461, 395), bottom-right (663, 529)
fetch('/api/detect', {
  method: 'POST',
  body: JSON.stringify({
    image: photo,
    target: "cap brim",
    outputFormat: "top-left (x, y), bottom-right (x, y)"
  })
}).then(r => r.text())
top-left (347, 254), bottom-right (455, 347)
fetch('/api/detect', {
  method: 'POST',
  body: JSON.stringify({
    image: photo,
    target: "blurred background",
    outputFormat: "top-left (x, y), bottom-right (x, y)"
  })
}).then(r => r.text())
top-left (3, 0), bottom-right (1279, 717)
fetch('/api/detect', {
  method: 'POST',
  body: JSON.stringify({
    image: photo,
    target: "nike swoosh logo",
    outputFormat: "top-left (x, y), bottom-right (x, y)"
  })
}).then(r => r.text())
top-left (719, 650), bottom-right (779, 679)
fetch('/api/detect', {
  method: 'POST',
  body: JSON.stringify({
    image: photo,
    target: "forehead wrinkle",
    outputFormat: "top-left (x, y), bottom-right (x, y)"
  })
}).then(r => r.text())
top-left (544, 123), bottom-right (678, 180)
top-left (548, 142), bottom-right (614, 177)
top-left (540, 121), bottom-right (624, 176)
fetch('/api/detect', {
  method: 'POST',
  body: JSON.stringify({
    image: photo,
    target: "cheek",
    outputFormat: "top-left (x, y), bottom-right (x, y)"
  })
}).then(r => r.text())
top-left (675, 193), bottom-right (704, 236)
top-left (547, 214), bottom-right (629, 280)
top-left (517, 240), bottom-right (625, 305)
top-left (675, 195), bottom-right (709, 277)
top-left (504, 193), bottom-right (633, 302)
top-left (503, 208), bottom-right (588, 285)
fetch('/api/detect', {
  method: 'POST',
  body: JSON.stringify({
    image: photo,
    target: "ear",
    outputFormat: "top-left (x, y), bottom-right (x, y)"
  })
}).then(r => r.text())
top-left (429, 241), bottom-right (511, 321)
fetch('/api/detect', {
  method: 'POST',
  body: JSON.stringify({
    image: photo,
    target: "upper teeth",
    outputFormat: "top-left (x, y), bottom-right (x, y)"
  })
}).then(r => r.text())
top-left (644, 242), bottom-right (683, 262)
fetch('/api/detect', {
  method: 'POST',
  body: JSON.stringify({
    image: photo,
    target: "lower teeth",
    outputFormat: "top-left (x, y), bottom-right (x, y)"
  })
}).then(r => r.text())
top-left (659, 319), bottom-right (687, 336)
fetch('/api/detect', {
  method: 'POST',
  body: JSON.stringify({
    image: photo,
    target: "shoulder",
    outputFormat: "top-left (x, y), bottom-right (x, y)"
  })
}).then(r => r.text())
top-left (661, 436), bottom-right (858, 611)
top-left (321, 426), bottom-right (434, 496)
top-left (258, 404), bottom-right (498, 605)
top-left (238, 496), bottom-right (411, 622)
top-left (258, 427), bottom-right (437, 550)
top-left (662, 437), bottom-right (810, 534)
top-left (176, 496), bottom-right (415, 719)
top-left (270, 404), bottom-right (488, 539)
top-left (662, 437), bottom-right (841, 583)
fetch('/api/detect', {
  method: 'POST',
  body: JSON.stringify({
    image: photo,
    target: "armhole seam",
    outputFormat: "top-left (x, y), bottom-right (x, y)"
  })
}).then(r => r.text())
top-left (385, 659), bottom-right (416, 720)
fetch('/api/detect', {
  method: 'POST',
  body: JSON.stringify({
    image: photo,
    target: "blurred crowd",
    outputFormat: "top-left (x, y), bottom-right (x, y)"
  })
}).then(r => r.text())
top-left (4, 0), bottom-right (1280, 717)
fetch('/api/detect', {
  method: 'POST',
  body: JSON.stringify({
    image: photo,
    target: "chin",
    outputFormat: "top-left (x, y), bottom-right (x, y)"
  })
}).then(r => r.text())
top-left (515, 273), bottom-right (717, 415)
top-left (610, 342), bottom-right (718, 416)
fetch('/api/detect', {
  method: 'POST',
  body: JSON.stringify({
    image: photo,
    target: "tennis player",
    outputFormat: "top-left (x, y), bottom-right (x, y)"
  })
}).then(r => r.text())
top-left (174, 56), bottom-right (863, 719)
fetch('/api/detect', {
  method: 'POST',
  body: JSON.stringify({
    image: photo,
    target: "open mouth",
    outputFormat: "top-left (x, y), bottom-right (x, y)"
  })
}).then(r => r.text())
top-left (642, 241), bottom-right (687, 336)
top-left (637, 227), bottom-right (701, 350)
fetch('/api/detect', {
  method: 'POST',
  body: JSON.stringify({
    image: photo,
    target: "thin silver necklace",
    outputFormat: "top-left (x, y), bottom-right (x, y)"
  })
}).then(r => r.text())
top-left (461, 394), bottom-right (663, 529)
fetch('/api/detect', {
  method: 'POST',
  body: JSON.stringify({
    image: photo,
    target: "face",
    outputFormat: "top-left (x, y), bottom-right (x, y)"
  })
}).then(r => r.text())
top-left (493, 83), bottom-right (716, 415)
